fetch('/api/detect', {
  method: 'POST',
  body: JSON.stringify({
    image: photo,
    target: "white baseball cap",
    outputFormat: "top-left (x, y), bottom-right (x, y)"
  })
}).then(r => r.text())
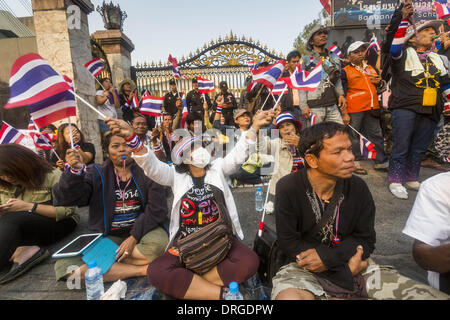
top-left (347, 41), bottom-right (368, 55)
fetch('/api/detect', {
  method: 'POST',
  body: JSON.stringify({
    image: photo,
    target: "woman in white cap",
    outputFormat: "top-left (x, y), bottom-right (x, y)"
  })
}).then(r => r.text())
top-left (388, 3), bottom-right (450, 199)
top-left (104, 105), bottom-right (274, 300)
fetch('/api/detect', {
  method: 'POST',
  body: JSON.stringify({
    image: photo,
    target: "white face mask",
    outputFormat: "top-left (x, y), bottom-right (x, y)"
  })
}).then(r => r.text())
top-left (185, 147), bottom-right (211, 169)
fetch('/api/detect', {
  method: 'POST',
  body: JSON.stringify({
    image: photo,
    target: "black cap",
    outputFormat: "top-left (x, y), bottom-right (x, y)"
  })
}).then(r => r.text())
top-left (219, 81), bottom-right (228, 89)
top-left (169, 79), bottom-right (176, 85)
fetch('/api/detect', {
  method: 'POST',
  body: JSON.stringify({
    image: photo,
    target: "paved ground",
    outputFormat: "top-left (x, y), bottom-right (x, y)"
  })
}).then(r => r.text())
top-left (0, 161), bottom-right (441, 300)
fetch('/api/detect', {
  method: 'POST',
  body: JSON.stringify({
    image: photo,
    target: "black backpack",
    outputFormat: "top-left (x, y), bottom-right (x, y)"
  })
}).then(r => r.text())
top-left (252, 224), bottom-right (290, 287)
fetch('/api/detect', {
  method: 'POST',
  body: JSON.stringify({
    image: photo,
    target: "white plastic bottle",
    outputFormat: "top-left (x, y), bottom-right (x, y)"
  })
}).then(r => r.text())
top-left (85, 260), bottom-right (104, 300)
top-left (255, 187), bottom-right (264, 212)
top-left (225, 282), bottom-right (244, 300)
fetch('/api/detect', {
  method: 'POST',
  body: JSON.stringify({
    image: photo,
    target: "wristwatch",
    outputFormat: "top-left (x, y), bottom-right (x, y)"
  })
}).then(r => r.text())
top-left (28, 202), bottom-right (38, 214)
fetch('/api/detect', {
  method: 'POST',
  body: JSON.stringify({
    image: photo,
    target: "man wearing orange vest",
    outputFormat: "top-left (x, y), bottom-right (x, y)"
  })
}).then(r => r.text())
top-left (341, 41), bottom-right (388, 174)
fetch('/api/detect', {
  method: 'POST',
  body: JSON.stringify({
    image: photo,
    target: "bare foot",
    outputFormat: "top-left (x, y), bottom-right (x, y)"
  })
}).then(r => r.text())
top-left (11, 246), bottom-right (40, 265)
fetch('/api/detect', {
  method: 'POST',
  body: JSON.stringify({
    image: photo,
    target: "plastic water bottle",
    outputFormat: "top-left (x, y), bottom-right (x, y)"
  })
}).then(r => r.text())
top-left (225, 282), bottom-right (244, 300)
top-left (85, 260), bottom-right (104, 300)
top-left (255, 187), bottom-right (264, 212)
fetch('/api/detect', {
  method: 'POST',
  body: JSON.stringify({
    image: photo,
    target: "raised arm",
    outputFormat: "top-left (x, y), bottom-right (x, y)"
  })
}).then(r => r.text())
top-left (221, 110), bottom-right (274, 176)
top-left (104, 118), bottom-right (175, 187)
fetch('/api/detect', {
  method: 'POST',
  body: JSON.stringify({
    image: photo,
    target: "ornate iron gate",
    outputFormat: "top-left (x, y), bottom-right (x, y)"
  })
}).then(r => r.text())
top-left (131, 31), bottom-right (284, 101)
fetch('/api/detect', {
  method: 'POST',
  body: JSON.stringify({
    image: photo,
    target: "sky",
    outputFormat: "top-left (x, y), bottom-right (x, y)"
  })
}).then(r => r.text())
top-left (5, 0), bottom-right (323, 65)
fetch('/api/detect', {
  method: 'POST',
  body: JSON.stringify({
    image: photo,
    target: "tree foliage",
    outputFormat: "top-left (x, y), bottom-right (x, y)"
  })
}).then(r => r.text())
top-left (293, 9), bottom-right (330, 55)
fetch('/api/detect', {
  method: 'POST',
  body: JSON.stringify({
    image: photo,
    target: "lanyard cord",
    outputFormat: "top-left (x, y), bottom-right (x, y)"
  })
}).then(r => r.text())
top-left (114, 160), bottom-right (132, 211)
top-left (316, 193), bottom-right (341, 242)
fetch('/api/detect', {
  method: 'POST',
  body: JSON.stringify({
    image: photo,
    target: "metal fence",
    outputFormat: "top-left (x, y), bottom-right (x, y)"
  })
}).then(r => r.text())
top-left (134, 66), bottom-right (251, 100)
top-left (131, 32), bottom-right (284, 101)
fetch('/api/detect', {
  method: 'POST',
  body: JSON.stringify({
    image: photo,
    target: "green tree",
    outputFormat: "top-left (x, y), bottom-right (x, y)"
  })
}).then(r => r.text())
top-left (293, 9), bottom-right (330, 55)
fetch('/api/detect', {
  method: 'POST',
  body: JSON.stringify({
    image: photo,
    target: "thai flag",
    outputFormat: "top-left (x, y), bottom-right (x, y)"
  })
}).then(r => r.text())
top-left (140, 96), bottom-right (164, 117)
top-left (84, 58), bottom-right (105, 78)
top-left (180, 93), bottom-right (189, 129)
top-left (248, 60), bottom-right (261, 71)
top-left (310, 113), bottom-right (318, 126)
top-left (320, 0), bottom-right (331, 15)
top-left (329, 45), bottom-right (343, 58)
top-left (29, 132), bottom-right (55, 150)
top-left (360, 136), bottom-right (377, 159)
top-left (4, 53), bottom-right (73, 110)
top-left (28, 118), bottom-right (38, 131)
top-left (168, 54), bottom-right (187, 80)
top-left (0, 123), bottom-right (26, 145)
top-left (434, 1), bottom-right (450, 20)
top-left (249, 60), bottom-right (287, 92)
top-left (282, 61), bottom-right (323, 92)
top-left (272, 80), bottom-right (288, 95)
top-left (197, 76), bottom-right (215, 93)
top-left (130, 91), bottom-right (140, 109)
top-left (28, 89), bottom-right (77, 129)
top-left (368, 34), bottom-right (381, 52)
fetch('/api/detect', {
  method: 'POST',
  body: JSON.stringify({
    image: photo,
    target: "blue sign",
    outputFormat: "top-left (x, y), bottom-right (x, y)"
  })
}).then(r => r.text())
top-left (333, 0), bottom-right (438, 27)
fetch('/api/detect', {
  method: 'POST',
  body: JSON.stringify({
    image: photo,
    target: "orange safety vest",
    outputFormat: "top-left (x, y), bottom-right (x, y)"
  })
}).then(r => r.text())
top-left (343, 64), bottom-right (380, 114)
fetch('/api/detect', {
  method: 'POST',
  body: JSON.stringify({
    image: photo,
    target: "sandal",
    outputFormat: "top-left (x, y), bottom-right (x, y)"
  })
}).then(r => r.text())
top-left (354, 167), bottom-right (368, 175)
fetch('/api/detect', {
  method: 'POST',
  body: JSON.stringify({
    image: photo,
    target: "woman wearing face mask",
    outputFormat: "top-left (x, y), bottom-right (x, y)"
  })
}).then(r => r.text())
top-left (104, 107), bottom-right (274, 300)
top-left (52, 133), bottom-right (169, 284)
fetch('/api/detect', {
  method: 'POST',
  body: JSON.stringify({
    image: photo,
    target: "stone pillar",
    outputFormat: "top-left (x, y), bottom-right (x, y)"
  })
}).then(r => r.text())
top-left (92, 29), bottom-right (135, 88)
top-left (32, 0), bottom-right (102, 162)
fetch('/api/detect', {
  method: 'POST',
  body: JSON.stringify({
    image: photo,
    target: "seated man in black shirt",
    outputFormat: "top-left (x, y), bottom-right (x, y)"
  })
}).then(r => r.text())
top-left (272, 122), bottom-right (448, 300)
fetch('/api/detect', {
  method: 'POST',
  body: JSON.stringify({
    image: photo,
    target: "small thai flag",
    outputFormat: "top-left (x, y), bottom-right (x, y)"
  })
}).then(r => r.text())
top-left (84, 58), bottom-right (105, 78)
top-left (140, 96), bottom-right (164, 117)
top-left (310, 113), bottom-right (318, 126)
top-left (168, 54), bottom-right (187, 80)
top-left (329, 45), bottom-right (343, 58)
top-left (248, 60), bottom-right (261, 71)
top-left (368, 34), bottom-right (381, 52)
top-left (320, 0), bottom-right (331, 15)
top-left (272, 80), bottom-right (288, 95)
top-left (28, 118), bottom-right (38, 131)
top-left (29, 132), bottom-right (55, 150)
top-left (360, 136), bottom-right (377, 159)
top-left (281, 61), bottom-right (323, 92)
top-left (130, 91), bottom-right (140, 109)
top-left (0, 122), bottom-right (25, 145)
top-left (435, 1), bottom-right (450, 20)
top-left (249, 60), bottom-right (287, 92)
top-left (197, 76), bottom-right (215, 93)
top-left (4, 53), bottom-right (73, 110)
top-left (180, 93), bottom-right (189, 129)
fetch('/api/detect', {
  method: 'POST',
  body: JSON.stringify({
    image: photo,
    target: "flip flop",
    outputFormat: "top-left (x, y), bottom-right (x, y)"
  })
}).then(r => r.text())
top-left (354, 167), bottom-right (368, 175)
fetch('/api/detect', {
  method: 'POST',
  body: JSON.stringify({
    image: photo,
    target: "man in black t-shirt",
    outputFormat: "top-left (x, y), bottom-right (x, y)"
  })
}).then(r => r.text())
top-left (163, 79), bottom-right (183, 117)
top-left (212, 81), bottom-right (237, 126)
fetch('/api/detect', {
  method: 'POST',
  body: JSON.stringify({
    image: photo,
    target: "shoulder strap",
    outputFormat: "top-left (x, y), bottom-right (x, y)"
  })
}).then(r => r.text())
top-left (304, 178), bottom-right (344, 243)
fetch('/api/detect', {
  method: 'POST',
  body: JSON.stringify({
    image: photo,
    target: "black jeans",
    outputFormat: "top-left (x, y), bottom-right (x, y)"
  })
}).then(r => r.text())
top-left (0, 212), bottom-right (77, 270)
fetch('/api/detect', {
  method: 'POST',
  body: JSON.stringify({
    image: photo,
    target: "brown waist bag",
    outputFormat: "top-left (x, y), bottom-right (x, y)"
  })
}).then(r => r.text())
top-left (176, 201), bottom-right (233, 275)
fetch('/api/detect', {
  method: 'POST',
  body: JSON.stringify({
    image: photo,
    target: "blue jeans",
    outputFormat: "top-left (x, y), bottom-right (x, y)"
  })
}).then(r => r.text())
top-left (388, 109), bottom-right (437, 183)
